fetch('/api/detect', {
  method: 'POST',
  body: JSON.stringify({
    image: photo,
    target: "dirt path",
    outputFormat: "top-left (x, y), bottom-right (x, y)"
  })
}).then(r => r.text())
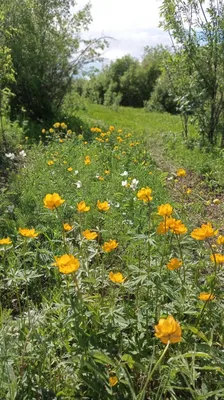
top-left (147, 136), bottom-right (224, 231)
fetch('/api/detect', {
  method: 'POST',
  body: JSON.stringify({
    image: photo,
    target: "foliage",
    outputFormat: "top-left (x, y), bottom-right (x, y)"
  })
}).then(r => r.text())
top-left (0, 11), bottom-right (15, 151)
top-left (1, 0), bottom-right (107, 121)
top-left (160, 0), bottom-right (224, 146)
top-left (77, 102), bottom-right (224, 188)
top-left (79, 47), bottom-right (169, 108)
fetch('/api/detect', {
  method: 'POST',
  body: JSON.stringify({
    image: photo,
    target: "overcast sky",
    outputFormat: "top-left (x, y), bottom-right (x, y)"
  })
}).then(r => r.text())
top-left (75, 0), bottom-right (171, 61)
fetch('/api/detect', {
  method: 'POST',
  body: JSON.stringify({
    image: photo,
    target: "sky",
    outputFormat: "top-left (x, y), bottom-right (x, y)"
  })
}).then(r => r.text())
top-left (75, 0), bottom-right (171, 62)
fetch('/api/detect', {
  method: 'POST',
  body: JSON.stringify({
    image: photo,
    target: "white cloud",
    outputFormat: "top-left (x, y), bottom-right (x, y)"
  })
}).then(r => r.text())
top-left (74, 0), bottom-right (170, 60)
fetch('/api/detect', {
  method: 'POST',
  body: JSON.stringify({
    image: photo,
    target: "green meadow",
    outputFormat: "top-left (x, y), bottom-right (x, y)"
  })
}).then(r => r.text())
top-left (1, 110), bottom-right (224, 399)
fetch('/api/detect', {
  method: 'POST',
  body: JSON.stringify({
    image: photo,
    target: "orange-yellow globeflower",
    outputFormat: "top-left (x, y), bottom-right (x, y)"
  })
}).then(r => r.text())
top-left (167, 258), bottom-right (182, 271)
top-left (77, 201), bottom-right (90, 213)
top-left (109, 271), bottom-right (125, 283)
top-left (198, 292), bottom-right (215, 301)
top-left (44, 193), bottom-right (65, 210)
top-left (0, 237), bottom-right (12, 245)
top-left (168, 218), bottom-right (188, 235)
top-left (63, 223), bottom-right (73, 232)
top-left (210, 253), bottom-right (224, 264)
top-left (53, 254), bottom-right (80, 274)
top-left (155, 315), bottom-right (182, 344)
top-left (217, 235), bottom-right (224, 245)
top-left (84, 156), bottom-right (91, 165)
top-left (157, 203), bottom-right (173, 218)
top-left (82, 230), bottom-right (98, 240)
top-left (102, 240), bottom-right (118, 253)
top-left (97, 200), bottom-right (110, 211)
top-left (137, 187), bottom-right (153, 202)
top-left (109, 376), bottom-right (118, 387)
top-left (176, 168), bottom-right (186, 177)
top-left (18, 228), bottom-right (39, 238)
top-left (191, 222), bottom-right (218, 241)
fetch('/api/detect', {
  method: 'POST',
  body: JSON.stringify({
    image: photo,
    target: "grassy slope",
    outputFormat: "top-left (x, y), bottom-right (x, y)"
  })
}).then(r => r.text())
top-left (77, 103), bottom-right (224, 188)
top-left (1, 117), bottom-right (224, 398)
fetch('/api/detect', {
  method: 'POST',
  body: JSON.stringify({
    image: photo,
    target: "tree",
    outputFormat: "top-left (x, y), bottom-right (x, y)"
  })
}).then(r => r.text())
top-left (160, 0), bottom-right (224, 146)
top-left (1, 0), bottom-right (107, 121)
top-left (0, 12), bottom-right (15, 147)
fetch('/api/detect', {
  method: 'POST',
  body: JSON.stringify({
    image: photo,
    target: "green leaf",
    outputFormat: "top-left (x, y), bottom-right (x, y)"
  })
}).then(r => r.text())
top-left (185, 326), bottom-right (210, 344)
top-left (91, 350), bottom-right (115, 366)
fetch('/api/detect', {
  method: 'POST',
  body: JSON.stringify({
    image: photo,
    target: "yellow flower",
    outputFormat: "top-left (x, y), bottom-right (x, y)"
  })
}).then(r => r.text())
top-left (168, 218), bottom-right (188, 235)
top-left (59, 139), bottom-right (64, 143)
top-left (102, 239), bottom-right (118, 253)
top-left (210, 253), bottom-right (224, 264)
top-left (104, 170), bottom-right (110, 174)
top-left (177, 168), bottom-right (186, 177)
top-left (63, 223), bottom-right (73, 232)
top-left (84, 141), bottom-right (88, 145)
top-left (137, 187), bottom-right (153, 202)
top-left (109, 125), bottom-right (115, 131)
top-left (67, 129), bottom-right (72, 135)
top-left (61, 122), bottom-right (67, 129)
top-left (77, 201), bottom-right (90, 213)
top-left (109, 271), bottom-right (125, 283)
top-left (43, 193), bottom-right (65, 210)
top-left (82, 230), bottom-right (98, 240)
top-left (49, 128), bottom-right (54, 133)
top-left (84, 156), bottom-right (91, 165)
top-left (97, 200), bottom-right (110, 211)
top-left (53, 122), bottom-right (60, 129)
top-left (155, 315), bottom-right (182, 344)
top-left (158, 203), bottom-right (173, 217)
top-left (217, 235), bottom-right (224, 245)
top-left (19, 228), bottom-right (39, 238)
top-left (47, 160), bottom-right (54, 166)
top-left (67, 167), bottom-right (73, 172)
top-left (78, 134), bottom-right (83, 140)
top-left (53, 254), bottom-right (80, 274)
top-left (0, 237), bottom-right (12, 245)
top-left (117, 129), bottom-right (122, 133)
top-left (63, 160), bottom-right (67, 164)
top-left (156, 221), bottom-right (169, 235)
top-left (186, 188), bottom-right (192, 195)
top-left (167, 258), bottom-right (182, 270)
top-left (191, 222), bottom-right (218, 240)
top-left (213, 198), bottom-right (220, 205)
top-left (41, 129), bottom-right (46, 134)
top-left (198, 292), bottom-right (215, 301)
top-left (109, 376), bottom-right (118, 387)
top-left (98, 176), bottom-right (104, 181)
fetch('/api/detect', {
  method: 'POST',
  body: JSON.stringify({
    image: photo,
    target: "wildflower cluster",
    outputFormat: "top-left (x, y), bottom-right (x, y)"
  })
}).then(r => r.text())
top-left (1, 121), bottom-right (223, 399)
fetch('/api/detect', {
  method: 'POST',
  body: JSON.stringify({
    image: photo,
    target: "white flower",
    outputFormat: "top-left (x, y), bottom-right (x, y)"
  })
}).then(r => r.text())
top-left (75, 180), bottom-right (82, 188)
top-left (19, 150), bottom-right (26, 158)
top-left (95, 173), bottom-right (100, 178)
top-left (7, 205), bottom-right (15, 213)
top-left (5, 153), bottom-right (15, 160)
top-left (120, 171), bottom-right (128, 176)
top-left (130, 178), bottom-right (139, 191)
top-left (75, 170), bottom-right (79, 175)
top-left (122, 180), bottom-right (128, 186)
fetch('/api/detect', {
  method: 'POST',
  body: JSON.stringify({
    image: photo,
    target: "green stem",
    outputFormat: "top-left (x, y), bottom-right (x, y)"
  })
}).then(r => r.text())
top-left (137, 341), bottom-right (170, 400)
top-left (177, 235), bottom-right (185, 284)
top-left (147, 203), bottom-right (151, 276)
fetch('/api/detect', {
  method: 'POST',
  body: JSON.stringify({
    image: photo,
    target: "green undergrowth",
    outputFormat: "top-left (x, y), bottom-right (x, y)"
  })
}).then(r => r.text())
top-left (0, 122), bottom-right (224, 399)
top-left (77, 103), bottom-right (224, 188)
